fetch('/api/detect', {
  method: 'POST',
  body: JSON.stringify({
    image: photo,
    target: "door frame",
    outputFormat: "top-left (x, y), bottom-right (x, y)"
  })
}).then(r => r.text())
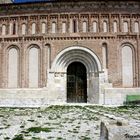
top-left (67, 62), bottom-right (87, 103)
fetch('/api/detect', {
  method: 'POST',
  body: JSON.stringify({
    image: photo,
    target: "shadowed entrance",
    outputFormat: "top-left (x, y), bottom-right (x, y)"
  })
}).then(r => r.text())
top-left (67, 62), bottom-right (87, 103)
top-left (50, 46), bottom-right (102, 104)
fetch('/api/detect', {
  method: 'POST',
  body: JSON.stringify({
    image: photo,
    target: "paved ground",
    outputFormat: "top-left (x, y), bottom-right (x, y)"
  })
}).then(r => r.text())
top-left (0, 105), bottom-right (140, 140)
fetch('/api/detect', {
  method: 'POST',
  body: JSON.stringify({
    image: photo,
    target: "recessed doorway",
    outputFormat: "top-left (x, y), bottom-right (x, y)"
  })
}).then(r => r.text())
top-left (67, 62), bottom-right (87, 103)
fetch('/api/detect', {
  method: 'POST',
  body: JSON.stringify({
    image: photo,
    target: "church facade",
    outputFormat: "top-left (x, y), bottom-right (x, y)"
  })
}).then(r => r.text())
top-left (0, 0), bottom-right (140, 106)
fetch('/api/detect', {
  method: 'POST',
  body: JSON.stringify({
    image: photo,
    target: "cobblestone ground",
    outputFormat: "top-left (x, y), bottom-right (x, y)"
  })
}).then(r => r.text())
top-left (0, 105), bottom-right (140, 140)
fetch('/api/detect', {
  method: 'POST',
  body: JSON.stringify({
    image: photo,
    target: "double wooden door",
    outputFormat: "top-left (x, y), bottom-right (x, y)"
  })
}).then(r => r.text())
top-left (67, 62), bottom-right (87, 103)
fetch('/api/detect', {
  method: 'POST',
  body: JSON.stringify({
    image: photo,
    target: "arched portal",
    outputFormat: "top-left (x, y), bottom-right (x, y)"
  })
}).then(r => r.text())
top-left (49, 46), bottom-right (102, 104)
top-left (67, 62), bottom-right (87, 103)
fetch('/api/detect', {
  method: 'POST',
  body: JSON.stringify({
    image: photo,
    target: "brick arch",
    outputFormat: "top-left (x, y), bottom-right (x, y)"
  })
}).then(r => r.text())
top-left (7, 46), bottom-right (19, 88)
top-left (120, 43), bottom-right (135, 87)
top-left (121, 42), bottom-right (135, 53)
top-left (26, 44), bottom-right (41, 88)
top-left (27, 44), bottom-right (41, 50)
top-left (6, 44), bottom-right (20, 51)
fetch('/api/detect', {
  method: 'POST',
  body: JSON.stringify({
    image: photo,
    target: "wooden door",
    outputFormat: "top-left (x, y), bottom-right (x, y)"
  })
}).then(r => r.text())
top-left (67, 62), bottom-right (87, 103)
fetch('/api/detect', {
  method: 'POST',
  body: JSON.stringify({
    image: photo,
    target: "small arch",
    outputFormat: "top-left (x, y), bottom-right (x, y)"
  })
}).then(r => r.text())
top-left (73, 19), bottom-right (77, 33)
top-left (93, 21), bottom-right (98, 33)
top-left (32, 23), bottom-right (36, 34)
top-left (52, 22), bottom-right (56, 33)
top-left (45, 43), bottom-right (51, 69)
top-left (42, 22), bottom-right (46, 34)
top-left (134, 21), bottom-right (139, 33)
top-left (62, 22), bottom-right (66, 33)
top-left (2, 24), bottom-right (6, 35)
top-left (102, 43), bottom-right (108, 69)
top-left (22, 23), bottom-right (26, 35)
top-left (13, 22), bottom-right (16, 35)
top-left (103, 21), bottom-right (108, 33)
top-left (83, 21), bottom-right (87, 33)
top-left (121, 42), bottom-right (135, 52)
top-left (123, 21), bottom-right (128, 33)
top-left (113, 21), bottom-right (117, 33)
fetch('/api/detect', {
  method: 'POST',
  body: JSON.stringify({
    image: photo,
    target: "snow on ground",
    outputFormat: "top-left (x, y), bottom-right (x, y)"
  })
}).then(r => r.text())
top-left (0, 105), bottom-right (140, 140)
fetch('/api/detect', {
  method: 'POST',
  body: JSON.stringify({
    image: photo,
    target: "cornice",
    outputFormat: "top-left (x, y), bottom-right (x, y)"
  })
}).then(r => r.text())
top-left (0, 1), bottom-right (139, 15)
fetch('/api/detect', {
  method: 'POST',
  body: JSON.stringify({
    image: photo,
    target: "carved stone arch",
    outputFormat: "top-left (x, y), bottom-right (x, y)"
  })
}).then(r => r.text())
top-left (51, 46), bottom-right (102, 73)
top-left (48, 46), bottom-right (102, 104)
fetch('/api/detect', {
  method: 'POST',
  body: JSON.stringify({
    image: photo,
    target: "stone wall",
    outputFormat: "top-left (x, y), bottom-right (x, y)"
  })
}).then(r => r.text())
top-left (104, 88), bottom-right (140, 105)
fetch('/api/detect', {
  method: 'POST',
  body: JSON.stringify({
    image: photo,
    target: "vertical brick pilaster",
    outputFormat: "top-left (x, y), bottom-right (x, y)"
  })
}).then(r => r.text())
top-left (119, 14), bottom-right (122, 33)
top-left (137, 35), bottom-right (140, 87)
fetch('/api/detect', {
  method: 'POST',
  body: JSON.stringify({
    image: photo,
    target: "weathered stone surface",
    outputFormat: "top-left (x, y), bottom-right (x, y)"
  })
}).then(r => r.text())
top-left (100, 119), bottom-right (140, 140)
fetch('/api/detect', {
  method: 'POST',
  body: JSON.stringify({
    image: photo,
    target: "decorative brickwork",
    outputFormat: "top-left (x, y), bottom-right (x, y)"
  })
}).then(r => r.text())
top-left (0, 0), bottom-right (139, 106)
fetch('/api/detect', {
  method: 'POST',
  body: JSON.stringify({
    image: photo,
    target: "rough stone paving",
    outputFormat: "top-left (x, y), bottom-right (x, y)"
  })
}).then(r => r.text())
top-left (0, 105), bottom-right (140, 140)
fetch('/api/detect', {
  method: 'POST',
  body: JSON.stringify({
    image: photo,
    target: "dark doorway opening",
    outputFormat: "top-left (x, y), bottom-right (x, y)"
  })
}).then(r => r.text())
top-left (67, 62), bottom-right (87, 103)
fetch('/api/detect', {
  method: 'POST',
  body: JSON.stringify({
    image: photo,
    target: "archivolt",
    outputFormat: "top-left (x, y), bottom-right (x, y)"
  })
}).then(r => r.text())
top-left (51, 46), bottom-right (102, 73)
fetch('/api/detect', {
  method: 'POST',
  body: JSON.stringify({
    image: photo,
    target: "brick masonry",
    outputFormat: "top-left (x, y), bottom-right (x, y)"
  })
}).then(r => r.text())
top-left (0, 0), bottom-right (140, 106)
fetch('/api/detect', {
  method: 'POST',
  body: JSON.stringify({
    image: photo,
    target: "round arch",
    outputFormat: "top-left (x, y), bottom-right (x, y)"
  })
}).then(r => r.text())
top-left (26, 44), bottom-right (41, 88)
top-left (120, 43), bottom-right (136, 87)
top-left (48, 46), bottom-right (102, 104)
top-left (51, 46), bottom-right (102, 73)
